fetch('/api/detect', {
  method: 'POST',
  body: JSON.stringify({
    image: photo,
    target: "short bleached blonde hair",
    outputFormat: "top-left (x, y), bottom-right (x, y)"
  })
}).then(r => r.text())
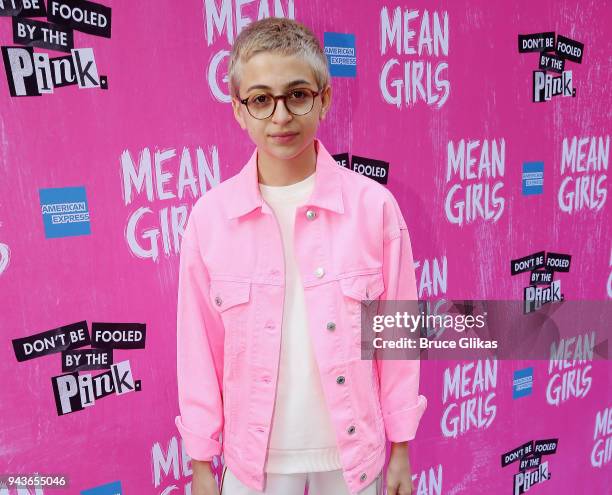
top-left (228, 17), bottom-right (330, 98)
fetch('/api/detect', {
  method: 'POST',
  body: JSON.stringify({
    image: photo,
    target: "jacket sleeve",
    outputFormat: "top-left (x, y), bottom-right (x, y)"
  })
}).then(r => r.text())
top-left (175, 209), bottom-right (225, 461)
top-left (375, 192), bottom-right (427, 442)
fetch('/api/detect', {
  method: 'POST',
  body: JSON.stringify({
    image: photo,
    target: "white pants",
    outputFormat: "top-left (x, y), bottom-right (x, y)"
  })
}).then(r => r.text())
top-left (220, 465), bottom-right (383, 495)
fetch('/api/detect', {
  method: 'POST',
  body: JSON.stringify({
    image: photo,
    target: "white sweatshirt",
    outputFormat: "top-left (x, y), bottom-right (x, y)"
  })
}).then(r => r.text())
top-left (259, 170), bottom-right (342, 473)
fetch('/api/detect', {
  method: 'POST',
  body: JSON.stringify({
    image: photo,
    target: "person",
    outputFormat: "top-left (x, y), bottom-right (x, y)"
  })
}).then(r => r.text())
top-left (175, 16), bottom-right (427, 495)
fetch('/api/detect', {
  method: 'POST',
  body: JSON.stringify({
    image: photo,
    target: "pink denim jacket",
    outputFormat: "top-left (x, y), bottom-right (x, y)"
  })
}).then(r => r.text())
top-left (175, 138), bottom-right (427, 494)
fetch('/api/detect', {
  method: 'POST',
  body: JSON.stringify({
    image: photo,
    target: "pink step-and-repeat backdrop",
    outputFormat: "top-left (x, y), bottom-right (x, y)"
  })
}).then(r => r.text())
top-left (1, 1), bottom-right (610, 494)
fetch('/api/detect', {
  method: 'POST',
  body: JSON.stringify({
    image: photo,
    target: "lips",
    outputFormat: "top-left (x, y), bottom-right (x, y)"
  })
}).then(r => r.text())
top-left (269, 132), bottom-right (298, 137)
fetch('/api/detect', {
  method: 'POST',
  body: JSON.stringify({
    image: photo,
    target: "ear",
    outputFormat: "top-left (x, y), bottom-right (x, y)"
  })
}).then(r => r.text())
top-left (319, 84), bottom-right (332, 120)
top-left (231, 96), bottom-right (247, 130)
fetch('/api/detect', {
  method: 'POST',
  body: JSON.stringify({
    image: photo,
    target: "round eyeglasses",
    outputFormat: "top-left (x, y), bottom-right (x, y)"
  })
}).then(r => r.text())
top-left (238, 88), bottom-right (321, 120)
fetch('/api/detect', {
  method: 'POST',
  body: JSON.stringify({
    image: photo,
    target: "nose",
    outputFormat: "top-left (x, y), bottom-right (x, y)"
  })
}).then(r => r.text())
top-left (271, 98), bottom-right (293, 124)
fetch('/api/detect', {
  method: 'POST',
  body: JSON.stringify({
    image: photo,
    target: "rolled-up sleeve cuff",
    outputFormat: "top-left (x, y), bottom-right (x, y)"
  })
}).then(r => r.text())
top-left (175, 416), bottom-right (222, 461)
top-left (383, 395), bottom-right (428, 442)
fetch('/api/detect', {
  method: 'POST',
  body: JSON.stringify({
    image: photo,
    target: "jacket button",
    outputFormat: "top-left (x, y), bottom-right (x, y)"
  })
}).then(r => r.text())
top-left (360, 473), bottom-right (367, 482)
top-left (306, 209), bottom-right (317, 220)
top-left (215, 296), bottom-right (223, 306)
top-left (314, 267), bottom-right (325, 278)
top-left (326, 322), bottom-right (336, 331)
top-left (347, 425), bottom-right (356, 434)
top-left (336, 375), bottom-right (345, 385)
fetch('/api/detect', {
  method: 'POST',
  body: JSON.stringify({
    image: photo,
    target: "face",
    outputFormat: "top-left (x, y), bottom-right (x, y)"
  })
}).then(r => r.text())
top-left (231, 52), bottom-right (332, 160)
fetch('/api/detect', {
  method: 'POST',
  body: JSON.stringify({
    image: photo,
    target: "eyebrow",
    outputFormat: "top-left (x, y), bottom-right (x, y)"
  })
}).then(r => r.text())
top-left (245, 79), bottom-right (313, 93)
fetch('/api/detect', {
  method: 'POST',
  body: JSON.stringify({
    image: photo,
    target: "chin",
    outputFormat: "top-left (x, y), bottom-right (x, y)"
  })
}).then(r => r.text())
top-left (267, 140), bottom-right (306, 157)
top-left (270, 147), bottom-right (301, 160)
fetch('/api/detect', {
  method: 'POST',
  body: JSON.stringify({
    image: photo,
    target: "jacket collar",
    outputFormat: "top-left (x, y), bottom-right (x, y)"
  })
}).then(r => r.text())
top-left (226, 138), bottom-right (345, 219)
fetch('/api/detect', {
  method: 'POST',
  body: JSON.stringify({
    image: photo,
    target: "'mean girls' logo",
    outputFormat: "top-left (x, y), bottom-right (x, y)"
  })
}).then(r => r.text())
top-left (546, 331), bottom-right (594, 407)
top-left (379, 6), bottom-right (449, 109)
top-left (558, 135), bottom-right (608, 215)
top-left (591, 405), bottom-right (612, 468)
top-left (119, 145), bottom-right (221, 262)
top-left (441, 358), bottom-right (497, 438)
top-left (444, 138), bottom-right (505, 226)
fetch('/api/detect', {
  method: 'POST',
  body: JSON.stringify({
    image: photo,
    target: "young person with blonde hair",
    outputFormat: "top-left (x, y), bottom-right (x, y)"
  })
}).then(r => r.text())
top-left (176, 16), bottom-right (426, 495)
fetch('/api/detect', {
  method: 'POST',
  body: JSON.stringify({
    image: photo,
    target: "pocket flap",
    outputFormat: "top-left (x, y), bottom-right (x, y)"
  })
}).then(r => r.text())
top-left (210, 279), bottom-right (251, 312)
top-left (340, 271), bottom-right (385, 304)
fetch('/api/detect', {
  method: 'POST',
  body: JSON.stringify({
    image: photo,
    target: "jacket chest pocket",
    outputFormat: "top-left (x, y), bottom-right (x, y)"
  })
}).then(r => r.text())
top-left (339, 270), bottom-right (385, 302)
top-left (339, 270), bottom-right (385, 360)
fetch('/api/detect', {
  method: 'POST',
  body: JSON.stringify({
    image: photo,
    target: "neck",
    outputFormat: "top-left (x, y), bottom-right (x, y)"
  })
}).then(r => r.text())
top-left (257, 141), bottom-right (317, 186)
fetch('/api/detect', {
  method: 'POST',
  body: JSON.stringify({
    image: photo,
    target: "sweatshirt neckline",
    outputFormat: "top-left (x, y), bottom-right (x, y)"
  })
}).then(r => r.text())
top-left (259, 170), bottom-right (316, 201)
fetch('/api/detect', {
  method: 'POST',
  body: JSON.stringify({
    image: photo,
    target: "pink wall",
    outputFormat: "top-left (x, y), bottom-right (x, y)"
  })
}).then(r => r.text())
top-left (0, 1), bottom-right (609, 493)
